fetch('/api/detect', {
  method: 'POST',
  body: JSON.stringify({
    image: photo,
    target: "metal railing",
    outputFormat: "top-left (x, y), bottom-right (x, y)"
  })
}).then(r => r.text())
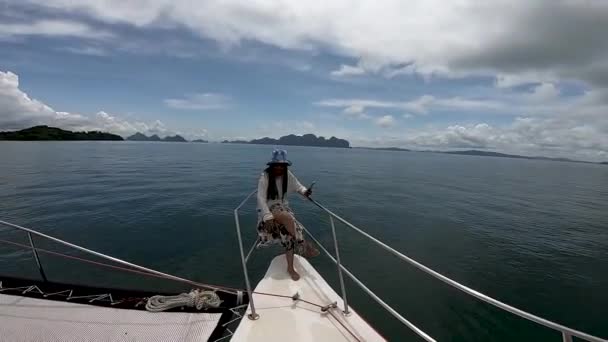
top-left (233, 191), bottom-right (607, 342)
top-left (233, 190), bottom-right (260, 320)
top-left (0, 219), bottom-right (237, 295)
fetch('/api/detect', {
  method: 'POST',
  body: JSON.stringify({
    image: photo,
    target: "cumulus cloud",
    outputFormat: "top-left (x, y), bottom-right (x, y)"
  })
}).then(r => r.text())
top-left (375, 115), bottom-right (395, 128)
top-left (404, 123), bottom-right (497, 149)
top-left (0, 70), bottom-right (86, 130)
top-left (93, 111), bottom-right (168, 136)
top-left (17, 0), bottom-right (608, 92)
top-left (384, 115), bottom-right (608, 161)
top-left (164, 93), bottom-right (231, 110)
top-left (0, 70), bottom-right (168, 136)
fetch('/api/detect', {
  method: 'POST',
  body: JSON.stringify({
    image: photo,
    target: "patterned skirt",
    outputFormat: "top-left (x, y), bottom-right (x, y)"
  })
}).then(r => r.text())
top-left (257, 203), bottom-right (304, 252)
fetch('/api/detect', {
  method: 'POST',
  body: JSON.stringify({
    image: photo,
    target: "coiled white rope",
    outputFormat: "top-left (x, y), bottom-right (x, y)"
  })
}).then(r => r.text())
top-left (146, 289), bottom-right (222, 312)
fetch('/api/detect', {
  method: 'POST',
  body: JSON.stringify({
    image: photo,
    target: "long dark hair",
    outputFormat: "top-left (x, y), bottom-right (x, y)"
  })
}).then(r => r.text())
top-left (265, 165), bottom-right (288, 200)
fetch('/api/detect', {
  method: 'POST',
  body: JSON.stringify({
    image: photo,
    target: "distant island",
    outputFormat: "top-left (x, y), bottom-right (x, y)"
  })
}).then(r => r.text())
top-left (0, 125), bottom-right (123, 141)
top-left (222, 134), bottom-right (350, 148)
top-left (126, 132), bottom-right (187, 142)
top-left (355, 147), bottom-right (411, 152)
top-left (127, 132), bottom-right (161, 141)
top-left (163, 135), bottom-right (188, 142)
top-left (360, 147), bottom-right (606, 165)
top-left (442, 150), bottom-right (577, 162)
top-left (222, 139), bottom-right (249, 144)
top-left (3, 126), bottom-right (605, 165)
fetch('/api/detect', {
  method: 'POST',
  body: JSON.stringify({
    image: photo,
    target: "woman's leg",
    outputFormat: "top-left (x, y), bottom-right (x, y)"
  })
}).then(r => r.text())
top-left (276, 212), bottom-right (319, 258)
top-left (285, 249), bottom-right (300, 281)
top-left (274, 212), bottom-right (296, 236)
top-left (274, 212), bottom-right (301, 280)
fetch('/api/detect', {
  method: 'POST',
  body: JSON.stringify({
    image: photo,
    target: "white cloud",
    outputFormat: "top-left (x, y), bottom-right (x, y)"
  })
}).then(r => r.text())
top-left (250, 120), bottom-right (319, 139)
top-left (342, 105), bottom-right (370, 119)
top-left (494, 72), bottom-right (556, 89)
top-left (528, 83), bottom-right (560, 103)
top-left (316, 95), bottom-right (505, 115)
top-left (59, 46), bottom-right (109, 56)
top-left (0, 70), bottom-right (169, 136)
top-left (330, 64), bottom-right (366, 77)
top-left (22, 0), bottom-right (608, 92)
top-left (164, 93), bottom-right (231, 110)
top-left (0, 19), bottom-right (112, 39)
top-left (434, 97), bottom-right (505, 112)
top-left (343, 105), bottom-right (364, 114)
top-left (316, 98), bottom-right (402, 110)
top-left (384, 64), bottom-right (416, 79)
top-left (406, 95), bottom-right (435, 114)
top-left (375, 115), bottom-right (395, 128)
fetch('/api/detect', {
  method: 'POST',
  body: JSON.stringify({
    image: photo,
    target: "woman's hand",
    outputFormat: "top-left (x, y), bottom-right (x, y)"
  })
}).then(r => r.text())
top-left (304, 181), bottom-right (316, 198)
top-left (304, 188), bottom-right (313, 197)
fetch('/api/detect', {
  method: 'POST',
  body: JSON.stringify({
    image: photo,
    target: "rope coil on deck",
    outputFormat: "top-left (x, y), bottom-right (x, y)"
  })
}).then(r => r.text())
top-left (145, 289), bottom-right (223, 312)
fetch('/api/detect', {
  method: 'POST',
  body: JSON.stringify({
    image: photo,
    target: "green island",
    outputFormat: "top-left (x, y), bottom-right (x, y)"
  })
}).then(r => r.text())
top-left (0, 126), bottom-right (123, 141)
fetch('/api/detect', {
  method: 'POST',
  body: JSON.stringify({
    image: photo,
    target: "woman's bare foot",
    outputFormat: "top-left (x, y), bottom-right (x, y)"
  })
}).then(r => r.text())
top-left (288, 268), bottom-right (300, 281)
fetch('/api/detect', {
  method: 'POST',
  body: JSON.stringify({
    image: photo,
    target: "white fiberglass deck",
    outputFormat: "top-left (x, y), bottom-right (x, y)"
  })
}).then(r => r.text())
top-left (0, 293), bottom-right (222, 342)
top-left (232, 255), bottom-right (385, 342)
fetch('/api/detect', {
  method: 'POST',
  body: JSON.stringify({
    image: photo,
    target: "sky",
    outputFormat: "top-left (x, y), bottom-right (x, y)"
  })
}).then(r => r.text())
top-left (1, 1), bottom-right (607, 161)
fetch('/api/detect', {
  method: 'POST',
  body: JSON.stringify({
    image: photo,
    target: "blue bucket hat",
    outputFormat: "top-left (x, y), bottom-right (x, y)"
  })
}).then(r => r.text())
top-left (267, 149), bottom-right (292, 166)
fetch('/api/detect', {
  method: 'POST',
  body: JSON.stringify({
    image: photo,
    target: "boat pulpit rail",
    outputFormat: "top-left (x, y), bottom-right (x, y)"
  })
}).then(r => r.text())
top-left (233, 190), bottom-right (606, 342)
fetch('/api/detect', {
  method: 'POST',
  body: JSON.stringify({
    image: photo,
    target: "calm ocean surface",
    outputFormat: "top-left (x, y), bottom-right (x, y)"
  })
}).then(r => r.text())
top-left (0, 142), bottom-right (606, 341)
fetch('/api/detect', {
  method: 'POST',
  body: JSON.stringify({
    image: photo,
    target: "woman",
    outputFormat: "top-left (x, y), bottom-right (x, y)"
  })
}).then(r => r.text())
top-left (257, 149), bottom-right (319, 280)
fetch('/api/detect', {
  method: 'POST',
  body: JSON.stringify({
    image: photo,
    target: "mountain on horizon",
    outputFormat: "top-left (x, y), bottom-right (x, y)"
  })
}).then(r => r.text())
top-left (125, 132), bottom-right (148, 141)
top-left (126, 132), bottom-right (187, 142)
top-left (163, 135), bottom-right (187, 142)
top-left (222, 133), bottom-right (349, 148)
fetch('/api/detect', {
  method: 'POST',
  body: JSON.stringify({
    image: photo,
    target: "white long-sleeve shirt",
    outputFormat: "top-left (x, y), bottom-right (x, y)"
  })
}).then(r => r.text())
top-left (257, 170), bottom-right (307, 222)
